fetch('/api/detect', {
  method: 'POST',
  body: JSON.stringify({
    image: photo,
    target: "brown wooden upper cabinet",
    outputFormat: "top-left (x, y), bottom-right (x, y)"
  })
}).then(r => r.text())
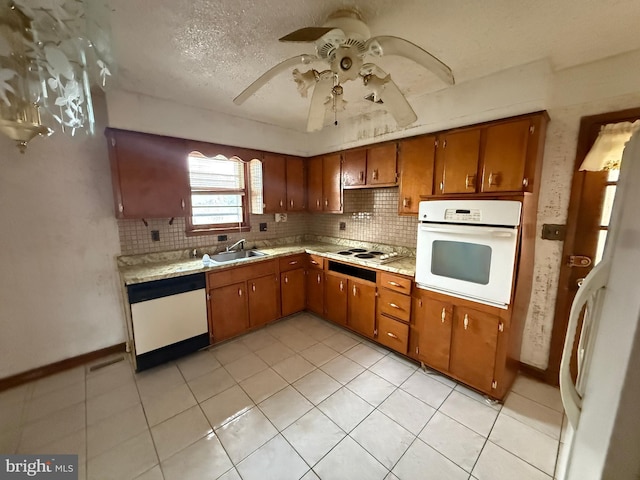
top-left (263, 153), bottom-right (305, 213)
top-left (434, 129), bottom-right (481, 194)
top-left (343, 143), bottom-right (397, 188)
top-left (430, 112), bottom-right (548, 196)
top-left (307, 154), bottom-right (342, 213)
top-left (397, 135), bottom-right (436, 214)
top-left (106, 128), bottom-right (190, 219)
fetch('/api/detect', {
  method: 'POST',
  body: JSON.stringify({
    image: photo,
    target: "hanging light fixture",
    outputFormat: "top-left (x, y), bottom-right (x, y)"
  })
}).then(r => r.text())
top-left (0, 0), bottom-right (114, 153)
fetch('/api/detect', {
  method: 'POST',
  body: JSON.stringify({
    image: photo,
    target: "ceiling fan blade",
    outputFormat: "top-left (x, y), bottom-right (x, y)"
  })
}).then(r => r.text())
top-left (362, 67), bottom-right (417, 128)
top-left (279, 27), bottom-right (335, 42)
top-left (233, 54), bottom-right (319, 105)
top-left (365, 35), bottom-right (455, 86)
top-left (307, 75), bottom-right (334, 132)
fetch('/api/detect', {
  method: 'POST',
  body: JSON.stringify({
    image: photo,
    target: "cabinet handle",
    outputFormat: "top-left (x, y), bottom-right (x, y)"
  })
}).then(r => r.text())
top-left (465, 174), bottom-right (475, 189)
top-left (402, 197), bottom-right (410, 208)
top-left (353, 285), bottom-right (357, 296)
top-left (463, 314), bottom-right (469, 330)
top-left (252, 283), bottom-right (256, 292)
top-left (316, 199), bottom-right (320, 208)
top-left (372, 169), bottom-right (378, 180)
top-left (441, 307), bottom-right (446, 323)
top-left (522, 177), bottom-right (529, 188)
top-left (310, 260), bottom-right (319, 265)
top-left (290, 199), bottom-right (294, 207)
top-left (439, 181), bottom-right (444, 192)
top-left (442, 139), bottom-right (447, 148)
top-left (181, 198), bottom-right (185, 209)
top-left (339, 281), bottom-right (344, 292)
top-left (419, 299), bottom-right (423, 308)
top-left (317, 274), bottom-right (321, 284)
top-left (206, 293), bottom-right (211, 301)
top-left (389, 303), bottom-right (400, 310)
top-left (118, 203), bottom-right (124, 213)
top-left (324, 199), bottom-right (329, 207)
top-left (387, 332), bottom-right (399, 340)
top-left (289, 260), bottom-right (298, 265)
top-left (359, 171), bottom-right (364, 182)
top-left (284, 276), bottom-right (288, 284)
top-left (388, 281), bottom-right (401, 287)
top-left (238, 288), bottom-right (243, 297)
top-left (488, 171), bottom-right (499, 186)
top-left (279, 199), bottom-right (284, 207)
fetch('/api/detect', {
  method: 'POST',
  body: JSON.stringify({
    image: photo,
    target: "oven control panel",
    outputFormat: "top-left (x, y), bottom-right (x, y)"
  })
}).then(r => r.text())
top-left (444, 209), bottom-right (481, 222)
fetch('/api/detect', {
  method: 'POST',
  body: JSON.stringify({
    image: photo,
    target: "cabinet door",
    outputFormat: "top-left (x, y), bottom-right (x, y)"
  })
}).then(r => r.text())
top-left (286, 156), bottom-right (305, 211)
top-left (281, 268), bottom-right (306, 316)
top-left (322, 154), bottom-right (343, 212)
top-left (209, 282), bottom-right (248, 342)
top-left (248, 274), bottom-right (280, 328)
top-left (263, 153), bottom-right (286, 212)
top-left (481, 119), bottom-right (530, 193)
top-left (367, 143), bottom-right (398, 186)
top-left (449, 306), bottom-right (500, 392)
top-left (307, 156), bottom-right (324, 212)
top-left (306, 270), bottom-right (324, 316)
top-left (324, 272), bottom-right (347, 325)
top-left (412, 294), bottom-right (452, 372)
top-left (435, 129), bottom-right (481, 194)
top-left (398, 136), bottom-right (436, 214)
top-left (107, 129), bottom-right (189, 218)
top-left (347, 279), bottom-right (376, 338)
top-left (343, 149), bottom-right (367, 187)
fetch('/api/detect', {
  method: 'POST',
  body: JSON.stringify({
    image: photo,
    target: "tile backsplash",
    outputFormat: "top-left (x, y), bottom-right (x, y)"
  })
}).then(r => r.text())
top-left (117, 187), bottom-right (418, 255)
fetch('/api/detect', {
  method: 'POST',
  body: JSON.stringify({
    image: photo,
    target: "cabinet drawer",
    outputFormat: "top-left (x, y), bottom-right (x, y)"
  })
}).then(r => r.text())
top-left (377, 315), bottom-right (409, 354)
top-left (379, 272), bottom-right (412, 294)
top-left (378, 288), bottom-right (411, 322)
top-left (307, 254), bottom-right (324, 270)
top-left (279, 254), bottom-right (307, 272)
top-left (207, 260), bottom-right (276, 288)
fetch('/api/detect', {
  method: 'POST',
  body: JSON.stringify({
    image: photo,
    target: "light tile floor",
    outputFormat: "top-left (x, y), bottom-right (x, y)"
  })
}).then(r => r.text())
top-left (0, 312), bottom-right (566, 480)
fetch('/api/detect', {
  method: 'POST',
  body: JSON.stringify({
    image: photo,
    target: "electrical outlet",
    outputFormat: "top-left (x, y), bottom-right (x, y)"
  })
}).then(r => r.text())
top-left (218, 235), bottom-right (228, 241)
top-left (339, 222), bottom-right (346, 231)
top-left (151, 230), bottom-right (160, 241)
top-left (260, 222), bottom-right (267, 232)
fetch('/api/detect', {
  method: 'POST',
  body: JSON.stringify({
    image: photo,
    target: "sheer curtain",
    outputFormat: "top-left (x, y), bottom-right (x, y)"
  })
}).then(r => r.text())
top-left (580, 120), bottom-right (640, 171)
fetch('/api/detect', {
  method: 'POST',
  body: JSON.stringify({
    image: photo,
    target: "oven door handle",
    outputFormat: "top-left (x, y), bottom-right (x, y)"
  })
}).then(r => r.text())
top-left (420, 225), bottom-right (516, 237)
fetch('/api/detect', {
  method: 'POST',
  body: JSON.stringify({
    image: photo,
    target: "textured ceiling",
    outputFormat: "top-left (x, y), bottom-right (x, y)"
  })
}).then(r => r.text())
top-left (107, 0), bottom-right (640, 133)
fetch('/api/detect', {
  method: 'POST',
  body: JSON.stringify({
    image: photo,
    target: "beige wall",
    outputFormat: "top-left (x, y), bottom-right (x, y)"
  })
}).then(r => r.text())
top-left (0, 99), bottom-right (126, 379)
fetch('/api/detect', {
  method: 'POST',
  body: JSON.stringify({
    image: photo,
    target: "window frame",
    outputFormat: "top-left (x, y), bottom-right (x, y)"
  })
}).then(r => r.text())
top-left (185, 151), bottom-right (252, 236)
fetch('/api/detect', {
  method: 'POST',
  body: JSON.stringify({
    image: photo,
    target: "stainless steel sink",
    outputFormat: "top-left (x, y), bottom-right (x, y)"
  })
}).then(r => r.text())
top-left (210, 250), bottom-right (266, 263)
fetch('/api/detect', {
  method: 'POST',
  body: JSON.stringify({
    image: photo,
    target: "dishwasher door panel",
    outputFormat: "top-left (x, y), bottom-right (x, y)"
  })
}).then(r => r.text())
top-left (131, 288), bottom-right (207, 355)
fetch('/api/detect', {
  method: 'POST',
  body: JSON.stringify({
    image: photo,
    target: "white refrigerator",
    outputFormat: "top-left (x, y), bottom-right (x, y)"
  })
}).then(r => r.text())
top-left (559, 131), bottom-right (640, 479)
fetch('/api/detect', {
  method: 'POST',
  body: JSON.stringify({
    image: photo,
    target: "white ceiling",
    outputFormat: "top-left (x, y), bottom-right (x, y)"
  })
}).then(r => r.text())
top-left (107, 0), bottom-right (640, 133)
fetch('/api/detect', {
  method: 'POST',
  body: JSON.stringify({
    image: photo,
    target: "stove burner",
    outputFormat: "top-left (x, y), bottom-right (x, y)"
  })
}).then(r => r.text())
top-left (355, 253), bottom-right (375, 259)
top-left (348, 248), bottom-right (367, 253)
top-left (337, 251), bottom-right (353, 255)
top-left (368, 251), bottom-right (384, 255)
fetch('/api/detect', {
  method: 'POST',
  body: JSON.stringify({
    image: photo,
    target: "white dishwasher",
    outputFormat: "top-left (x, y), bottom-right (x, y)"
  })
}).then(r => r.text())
top-left (127, 272), bottom-right (208, 371)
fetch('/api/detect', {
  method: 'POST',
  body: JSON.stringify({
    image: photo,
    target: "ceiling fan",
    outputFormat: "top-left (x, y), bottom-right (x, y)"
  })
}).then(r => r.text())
top-left (233, 9), bottom-right (455, 132)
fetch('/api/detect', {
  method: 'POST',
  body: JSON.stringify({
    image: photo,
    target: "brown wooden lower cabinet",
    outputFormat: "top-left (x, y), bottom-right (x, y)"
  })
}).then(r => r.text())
top-left (281, 268), bottom-right (306, 316)
top-left (247, 274), bottom-right (280, 328)
top-left (306, 269), bottom-right (324, 316)
top-left (209, 281), bottom-right (248, 342)
top-left (410, 287), bottom-right (511, 397)
top-left (347, 279), bottom-right (376, 338)
top-left (324, 272), bottom-right (348, 326)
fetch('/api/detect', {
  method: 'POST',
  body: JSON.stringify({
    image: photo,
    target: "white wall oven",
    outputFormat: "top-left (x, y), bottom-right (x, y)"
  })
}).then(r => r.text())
top-left (415, 200), bottom-right (522, 308)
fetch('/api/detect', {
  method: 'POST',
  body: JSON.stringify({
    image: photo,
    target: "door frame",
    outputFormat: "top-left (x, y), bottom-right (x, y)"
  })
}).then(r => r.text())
top-left (541, 107), bottom-right (640, 385)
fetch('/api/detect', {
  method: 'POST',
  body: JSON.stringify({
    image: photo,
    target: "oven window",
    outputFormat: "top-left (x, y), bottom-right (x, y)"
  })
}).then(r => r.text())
top-left (431, 240), bottom-right (492, 285)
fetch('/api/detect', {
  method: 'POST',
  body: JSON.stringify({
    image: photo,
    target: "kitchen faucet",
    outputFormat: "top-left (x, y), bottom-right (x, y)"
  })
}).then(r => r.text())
top-left (226, 239), bottom-right (246, 252)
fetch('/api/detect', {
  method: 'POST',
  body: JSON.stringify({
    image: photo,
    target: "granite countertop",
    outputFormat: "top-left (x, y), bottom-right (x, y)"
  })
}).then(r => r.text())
top-left (119, 240), bottom-right (417, 285)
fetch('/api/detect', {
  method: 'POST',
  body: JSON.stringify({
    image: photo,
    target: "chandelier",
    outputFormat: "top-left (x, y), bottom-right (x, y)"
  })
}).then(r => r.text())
top-left (0, 0), bottom-right (114, 153)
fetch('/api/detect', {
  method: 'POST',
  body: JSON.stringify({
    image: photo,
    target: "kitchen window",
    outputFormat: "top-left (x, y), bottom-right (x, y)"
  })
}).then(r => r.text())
top-left (186, 152), bottom-right (252, 234)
